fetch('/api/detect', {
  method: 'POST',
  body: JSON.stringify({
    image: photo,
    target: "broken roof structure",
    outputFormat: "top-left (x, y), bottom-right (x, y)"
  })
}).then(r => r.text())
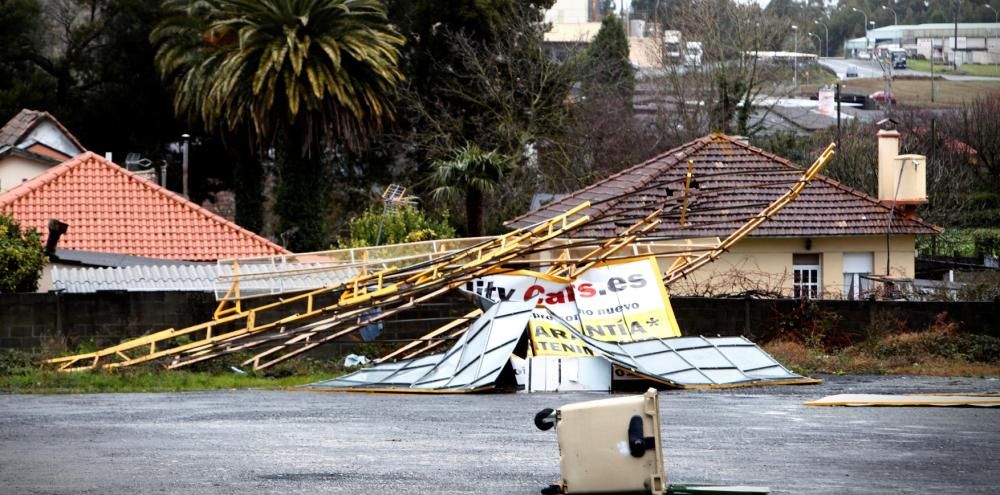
top-left (507, 134), bottom-right (939, 239)
top-left (0, 152), bottom-right (287, 261)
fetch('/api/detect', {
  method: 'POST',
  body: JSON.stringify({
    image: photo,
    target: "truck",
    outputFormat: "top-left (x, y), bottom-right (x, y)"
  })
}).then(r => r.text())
top-left (684, 41), bottom-right (703, 66)
top-left (889, 48), bottom-right (907, 69)
top-left (663, 30), bottom-right (682, 64)
top-left (662, 31), bottom-right (702, 66)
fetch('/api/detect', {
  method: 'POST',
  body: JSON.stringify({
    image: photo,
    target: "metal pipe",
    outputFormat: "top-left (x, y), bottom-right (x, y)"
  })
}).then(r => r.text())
top-left (181, 133), bottom-right (190, 198)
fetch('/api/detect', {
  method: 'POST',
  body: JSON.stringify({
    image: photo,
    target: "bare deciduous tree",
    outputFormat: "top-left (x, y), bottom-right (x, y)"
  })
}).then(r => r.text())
top-left (641, 0), bottom-right (794, 143)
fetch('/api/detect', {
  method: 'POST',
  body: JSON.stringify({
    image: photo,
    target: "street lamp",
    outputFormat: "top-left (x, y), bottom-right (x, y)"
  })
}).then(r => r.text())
top-left (792, 24), bottom-right (799, 86)
top-left (882, 5), bottom-right (898, 25)
top-left (852, 7), bottom-right (870, 56)
top-left (808, 32), bottom-right (822, 59)
top-left (814, 19), bottom-right (829, 58)
top-left (987, 4), bottom-right (998, 23)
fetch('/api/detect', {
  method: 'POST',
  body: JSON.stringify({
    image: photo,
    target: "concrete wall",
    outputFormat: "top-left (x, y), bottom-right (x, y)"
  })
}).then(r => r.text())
top-left (1, 292), bottom-right (995, 353)
top-left (661, 235), bottom-right (917, 299)
top-left (545, 0), bottom-right (591, 24)
top-left (671, 296), bottom-right (999, 342)
top-left (0, 291), bottom-right (470, 353)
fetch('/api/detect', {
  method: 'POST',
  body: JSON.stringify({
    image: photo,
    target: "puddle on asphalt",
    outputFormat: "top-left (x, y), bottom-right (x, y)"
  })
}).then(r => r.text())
top-left (258, 473), bottom-right (347, 481)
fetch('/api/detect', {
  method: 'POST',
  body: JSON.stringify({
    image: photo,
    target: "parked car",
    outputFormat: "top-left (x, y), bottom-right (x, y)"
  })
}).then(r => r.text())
top-left (846, 65), bottom-right (859, 77)
top-left (868, 90), bottom-right (897, 105)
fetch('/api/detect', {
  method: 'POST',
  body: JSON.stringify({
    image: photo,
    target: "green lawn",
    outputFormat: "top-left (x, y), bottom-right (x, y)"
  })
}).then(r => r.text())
top-left (0, 368), bottom-right (340, 394)
top-left (906, 59), bottom-right (1000, 78)
top-left (0, 349), bottom-right (342, 394)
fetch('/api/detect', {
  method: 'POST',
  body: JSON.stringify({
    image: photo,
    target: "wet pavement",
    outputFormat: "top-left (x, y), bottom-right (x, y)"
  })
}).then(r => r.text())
top-left (1, 375), bottom-right (998, 494)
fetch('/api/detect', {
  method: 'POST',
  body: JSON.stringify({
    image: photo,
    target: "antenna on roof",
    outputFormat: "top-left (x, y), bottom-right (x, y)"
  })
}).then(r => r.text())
top-left (124, 153), bottom-right (152, 170)
top-left (125, 153), bottom-right (157, 183)
top-left (375, 183), bottom-right (409, 246)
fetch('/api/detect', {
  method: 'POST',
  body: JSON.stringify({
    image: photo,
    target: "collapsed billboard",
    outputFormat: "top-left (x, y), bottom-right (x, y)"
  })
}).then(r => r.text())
top-left (462, 258), bottom-right (681, 357)
top-left (301, 258), bottom-right (817, 393)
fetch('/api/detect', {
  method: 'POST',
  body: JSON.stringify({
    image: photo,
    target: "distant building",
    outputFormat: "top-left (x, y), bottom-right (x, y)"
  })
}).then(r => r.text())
top-left (543, 0), bottom-right (664, 68)
top-left (844, 23), bottom-right (1000, 65)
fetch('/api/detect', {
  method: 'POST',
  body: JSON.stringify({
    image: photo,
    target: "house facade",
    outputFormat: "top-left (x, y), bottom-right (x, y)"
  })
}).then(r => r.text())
top-left (507, 133), bottom-right (940, 300)
top-left (0, 109), bottom-right (86, 192)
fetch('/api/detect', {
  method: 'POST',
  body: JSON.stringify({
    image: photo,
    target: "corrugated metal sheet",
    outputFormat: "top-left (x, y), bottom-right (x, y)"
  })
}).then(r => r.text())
top-left (301, 302), bottom-right (817, 393)
top-left (302, 301), bottom-right (535, 392)
top-left (537, 307), bottom-right (816, 388)
top-left (51, 263), bottom-right (360, 294)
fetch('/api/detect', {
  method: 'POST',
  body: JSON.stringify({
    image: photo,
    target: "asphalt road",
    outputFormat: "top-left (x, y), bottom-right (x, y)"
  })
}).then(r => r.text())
top-left (2, 375), bottom-right (998, 495)
top-left (819, 57), bottom-right (1000, 81)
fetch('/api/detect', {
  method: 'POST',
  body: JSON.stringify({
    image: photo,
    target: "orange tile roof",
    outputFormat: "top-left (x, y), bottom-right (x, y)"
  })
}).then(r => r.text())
top-left (0, 152), bottom-right (289, 261)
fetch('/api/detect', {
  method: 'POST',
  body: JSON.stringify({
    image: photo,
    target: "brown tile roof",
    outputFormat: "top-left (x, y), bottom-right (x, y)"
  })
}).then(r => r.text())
top-left (0, 109), bottom-right (85, 157)
top-left (0, 152), bottom-right (289, 261)
top-left (507, 134), bottom-right (941, 238)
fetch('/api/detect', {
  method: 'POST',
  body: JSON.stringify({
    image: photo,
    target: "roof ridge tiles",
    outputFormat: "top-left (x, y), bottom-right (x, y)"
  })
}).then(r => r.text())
top-left (506, 133), bottom-right (941, 238)
top-left (504, 135), bottom-right (714, 227)
top-left (712, 134), bottom-right (943, 234)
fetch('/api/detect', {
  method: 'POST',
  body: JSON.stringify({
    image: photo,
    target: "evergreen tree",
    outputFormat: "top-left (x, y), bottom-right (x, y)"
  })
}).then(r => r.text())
top-left (584, 13), bottom-right (635, 100)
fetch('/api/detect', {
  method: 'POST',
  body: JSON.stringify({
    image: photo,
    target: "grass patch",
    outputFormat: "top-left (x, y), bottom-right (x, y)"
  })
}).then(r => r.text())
top-left (799, 77), bottom-right (1000, 107)
top-left (764, 314), bottom-right (1000, 377)
top-left (906, 59), bottom-right (1000, 78)
top-left (0, 349), bottom-right (345, 394)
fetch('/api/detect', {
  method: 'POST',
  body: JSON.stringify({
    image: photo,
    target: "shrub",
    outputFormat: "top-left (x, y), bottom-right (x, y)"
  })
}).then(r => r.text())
top-left (340, 204), bottom-right (456, 248)
top-left (0, 214), bottom-right (46, 293)
top-left (771, 299), bottom-right (845, 350)
top-left (870, 312), bottom-right (1000, 363)
top-left (0, 349), bottom-right (36, 376)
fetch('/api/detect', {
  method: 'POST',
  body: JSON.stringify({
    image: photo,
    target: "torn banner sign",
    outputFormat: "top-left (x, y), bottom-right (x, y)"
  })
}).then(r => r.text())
top-left (461, 257), bottom-right (681, 357)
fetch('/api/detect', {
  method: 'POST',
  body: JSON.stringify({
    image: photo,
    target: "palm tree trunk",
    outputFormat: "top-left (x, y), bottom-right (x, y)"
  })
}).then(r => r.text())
top-left (232, 134), bottom-right (264, 233)
top-left (275, 133), bottom-right (330, 252)
top-left (466, 187), bottom-right (484, 237)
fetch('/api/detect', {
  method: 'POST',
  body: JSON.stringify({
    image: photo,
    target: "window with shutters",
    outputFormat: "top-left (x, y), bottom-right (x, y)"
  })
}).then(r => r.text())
top-left (843, 252), bottom-right (874, 300)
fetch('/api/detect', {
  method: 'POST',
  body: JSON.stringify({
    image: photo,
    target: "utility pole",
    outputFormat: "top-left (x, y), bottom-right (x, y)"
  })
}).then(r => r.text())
top-left (954, 0), bottom-right (961, 70)
top-left (931, 48), bottom-right (936, 102)
top-left (792, 25), bottom-right (798, 87)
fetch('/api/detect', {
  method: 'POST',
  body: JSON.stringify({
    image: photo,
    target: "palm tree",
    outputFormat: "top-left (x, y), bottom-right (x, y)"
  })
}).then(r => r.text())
top-left (431, 143), bottom-right (513, 237)
top-left (153, 0), bottom-right (405, 250)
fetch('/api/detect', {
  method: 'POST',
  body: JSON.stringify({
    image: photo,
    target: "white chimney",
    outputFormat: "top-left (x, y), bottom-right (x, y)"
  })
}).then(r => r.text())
top-left (877, 129), bottom-right (926, 206)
